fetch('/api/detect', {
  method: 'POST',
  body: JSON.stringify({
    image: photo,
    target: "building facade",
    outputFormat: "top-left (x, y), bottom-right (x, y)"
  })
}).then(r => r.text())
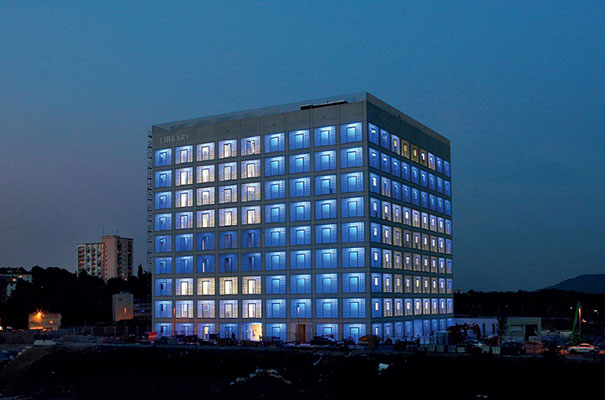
top-left (102, 235), bottom-right (134, 280)
top-left (151, 93), bottom-right (453, 342)
top-left (77, 242), bottom-right (105, 278)
top-left (77, 235), bottom-right (133, 281)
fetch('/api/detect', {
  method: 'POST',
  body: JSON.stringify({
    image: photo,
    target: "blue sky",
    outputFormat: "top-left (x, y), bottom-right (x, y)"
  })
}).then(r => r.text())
top-left (1, 1), bottom-right (604, 290)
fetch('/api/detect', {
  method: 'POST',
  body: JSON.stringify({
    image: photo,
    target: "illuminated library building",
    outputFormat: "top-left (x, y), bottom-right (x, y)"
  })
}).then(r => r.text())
top-left (150, 92), bottom-right (453, 342)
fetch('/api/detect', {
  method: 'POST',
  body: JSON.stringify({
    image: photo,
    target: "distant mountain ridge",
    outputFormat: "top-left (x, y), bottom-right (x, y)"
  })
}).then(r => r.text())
top-left (545, 274), bottom-right (605, 294)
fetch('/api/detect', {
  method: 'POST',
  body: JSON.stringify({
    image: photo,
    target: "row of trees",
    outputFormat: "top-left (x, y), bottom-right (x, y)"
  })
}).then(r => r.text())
top-left (0, 266), bottom-right (150, 329)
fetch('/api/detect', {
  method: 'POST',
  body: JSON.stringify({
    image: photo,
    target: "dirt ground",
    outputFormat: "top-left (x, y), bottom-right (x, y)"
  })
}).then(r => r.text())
top-left (1, 345), bottom-right (604, 399)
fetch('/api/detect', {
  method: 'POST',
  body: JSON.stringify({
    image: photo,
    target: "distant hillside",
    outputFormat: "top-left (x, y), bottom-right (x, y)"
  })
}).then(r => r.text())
top-left (546, 274), bottom-right (605, 294)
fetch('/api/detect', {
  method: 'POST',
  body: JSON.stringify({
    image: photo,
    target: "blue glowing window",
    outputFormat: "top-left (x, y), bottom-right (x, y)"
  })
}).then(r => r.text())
top-left (155, 192), bottom-right (172, 209)
top-left (289, 177), bottom-right (310, 197)
top-left (444, 181), bottom-right (451, 197)
top-left (342, 248), bottom-right (365, 268)
top-left (380, 129), bottom-right (390, 149)
top-left (342, 197), bottom-right (364, 218)
top-left (155, 170), bottom-right (172, 188)
top-left (371, 299), bottom-right (382, 317)
top-left (175, 256), bottom-right (193, 273)
top-left (420, 171), bottom-right (428, 187)
top-left (155, 278), bottom-right (172, 296)
top-left (316, 248), bottom-right (337, 269)
top-left (315, 200), bottom-right (336, 219)
top-left (175, 234), bottom-right (193, 252)
top-left (341, 147), bottom-right (363, 168)
top-left (291, 299), bottom-right (312, 318)
top-left (316, 274), bottom-right (337, 294)
top-left (242, 253), bottom-right (261, 271)
top-left (340, 122), bottom-right (362, 143)
top-left (289, 130), bottom-right (310, 150)
top-left (392, 181), bottom-right (401, 200)
top-left (314, 126), bottom-right (336, 146)
top-left (370, 248), bottom-right (382, 268)
top-left (437, 177), bottom-right (444, 193)
top-left (411, 167), bottom-right (420, 184)
top-left (219, 231), bottom-right (238, 249)
top-left (436, 197), bottom-right (444, 213)
top-left (155, 148), bottom-right (172, 166)
top-left (381, 153), bottom-right (390, 173)
top-left (371, 273), bottom-right (382, 292)
top-left (265, 251), bottom-right (286, 271)
top-left (316, 224), bottom-right (337, 244)
top-left (369, 148), bottom-right (380, 169)
top-left (266, 298), bottom-right (286, 318)
top-left (402, 185), bottom-right (411, 203)
top-left (368, 123), bottom-right (379, 144)
top-left (429, 174), bottom-right (436, 191)
top-left (265, 227), bottom-right (286, 247)
top-left (342, 172), bottom-right (363, 193)
top-left (265, 156), bottom-right (285, 176)
top-left (265, 133), bottom-right (285, 153)
top-left (412, 189), bottom-right (420, 206)
top-left (290, 202), bottom-right (311, 222)
top-left (436, 157), bottom-right (443, 173)
top-left (316, 300), bottom-right (338, 319)
top-left (290, 250), bottom-right (311, 270)
top-left (343, 273), bottom-right (365, 292)
top-left (444, 161), bottom-right (451, 177)
top-left (289, 154), bottom-right (310, 173)
top-left (242, 229), bottom-right (261, 248)
top-left (342, 222), bottom-right (364, 243)
top-left (265, 204), bottom-right (285, 223)
top-left (155, 235), bottom-right (171, 253)
top-left (370, 223), bottom-right (381, 243)
top-left (370, 198), bottom-right (380, 217)
top-left (266, 276), bottom-right (286, 295)
top-left (265, 180), bottom-right (285, 199)
top-left (291, 226), bottom-right (311, 245)
top-left (421, 192), bottom-right (428, 209)
top-left (155, 213), bottom-right (172, 231)
top-left (291, 275), bottom-right (311, 294)
top-left (343, 299), bottom-right (365, 318)
top-left (369, 173), bottom-right (379, 193)
top-left (218, 254), bottom-right (237, 272)
top-left (315, 150), bottom-right (336, 171)
top-left (401, 162), bottom-right (410, 181)
top-left (391, 159), bottom-right (400, 177)
top-left (197, 255), bottom-right (214, 273)
top-left (155, 257), bottom-right (172, 274)
top-left (315, 175), bottom-right (336, 195)
top-left (197, 232), bottom-right (215, 250)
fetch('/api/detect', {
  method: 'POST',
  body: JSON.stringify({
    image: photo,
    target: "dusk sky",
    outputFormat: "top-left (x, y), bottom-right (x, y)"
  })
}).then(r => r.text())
top-left (1, 2), bottom-right (604, 291)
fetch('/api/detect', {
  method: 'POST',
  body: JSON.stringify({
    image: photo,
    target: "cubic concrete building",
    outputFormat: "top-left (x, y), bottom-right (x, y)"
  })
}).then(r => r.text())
top-left (150, 93), bottom-right (453, 342)
top-left (77, 235), bottom-right (134, 281)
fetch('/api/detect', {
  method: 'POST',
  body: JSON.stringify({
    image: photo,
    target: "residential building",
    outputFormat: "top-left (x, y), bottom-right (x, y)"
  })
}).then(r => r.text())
top-left (0, 267), bottom-right (33, 301)
top-left (150, 92), bottom-right (453, 342)
top-left (77, 235), bottom-right (133, 281)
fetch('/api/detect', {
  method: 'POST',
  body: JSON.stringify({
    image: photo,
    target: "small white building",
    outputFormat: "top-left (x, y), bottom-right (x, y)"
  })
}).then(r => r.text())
top-left (112, 292), bottom-right (134, 322)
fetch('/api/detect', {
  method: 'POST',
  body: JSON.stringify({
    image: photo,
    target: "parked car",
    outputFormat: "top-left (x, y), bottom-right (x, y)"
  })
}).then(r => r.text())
top-left (567, 343), bottom-right (599, 354)
top-left (310, 335), bottom-right (338, 347)
top-left (464, 339), bottom-right (486, 353)
top-left (500, 341), bottom-right (526, 355)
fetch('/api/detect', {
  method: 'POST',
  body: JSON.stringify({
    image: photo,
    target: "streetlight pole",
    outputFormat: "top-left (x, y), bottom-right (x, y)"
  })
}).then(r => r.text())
top-left (579, 306), bottom-right (582, 339)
